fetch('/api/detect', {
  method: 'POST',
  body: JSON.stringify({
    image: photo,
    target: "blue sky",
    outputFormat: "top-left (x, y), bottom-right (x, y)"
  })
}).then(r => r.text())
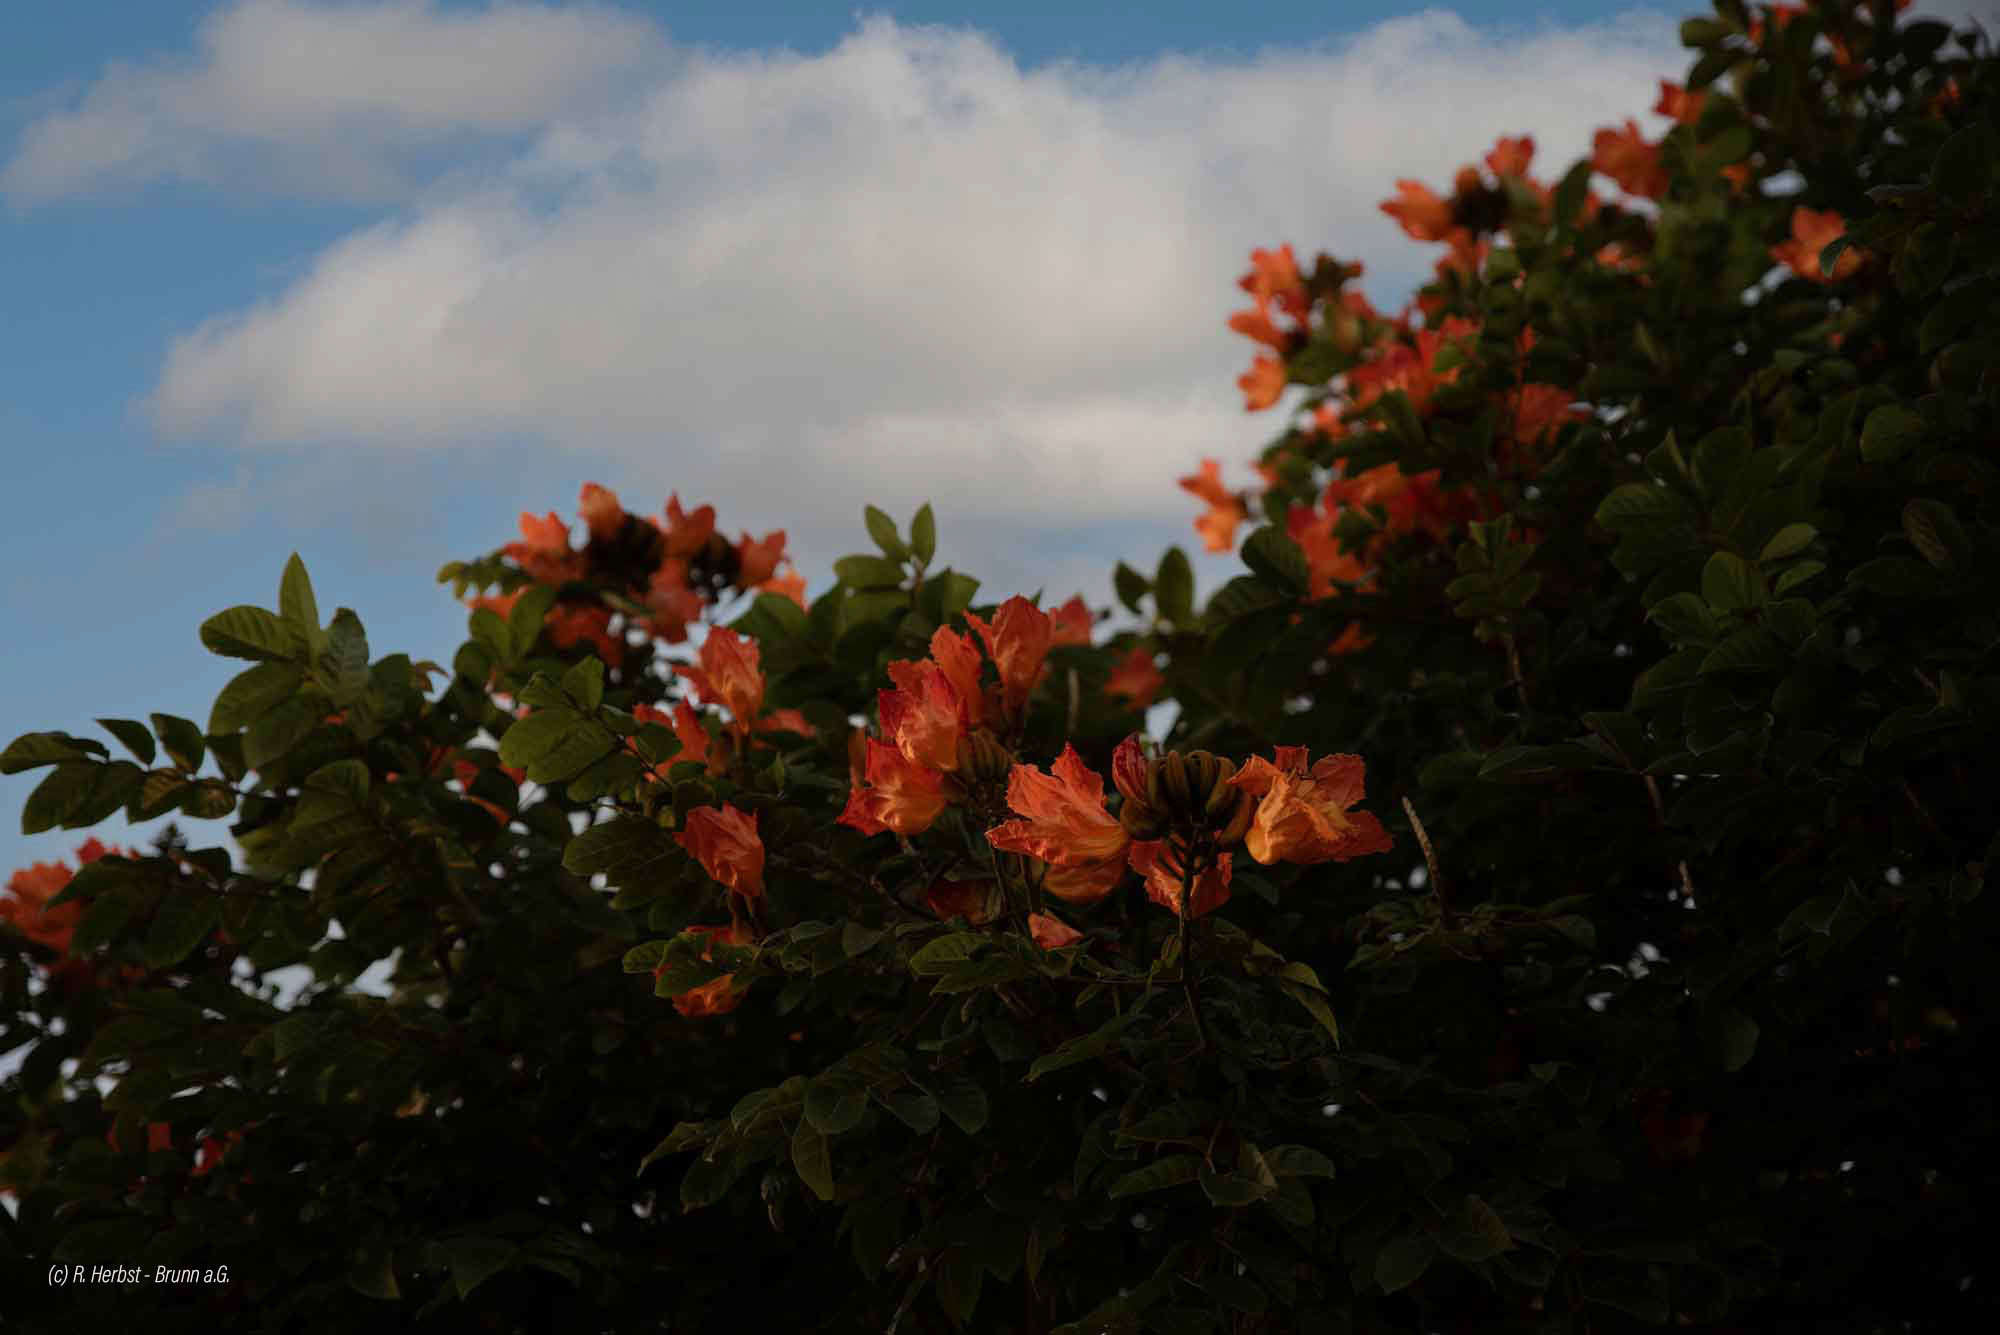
top-left (0, 0), bottom-right (1963, 878)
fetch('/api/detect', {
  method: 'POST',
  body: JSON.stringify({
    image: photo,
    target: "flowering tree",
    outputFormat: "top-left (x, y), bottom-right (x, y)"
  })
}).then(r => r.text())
top-left (5, 2), bottom-right (1997, 1330)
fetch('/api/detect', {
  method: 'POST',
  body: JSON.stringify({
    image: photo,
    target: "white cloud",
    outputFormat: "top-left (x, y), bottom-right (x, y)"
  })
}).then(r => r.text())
top-left (123, 8), bottom-right (1697, 588)
top-left (2, 0), bottom-right (668, 204)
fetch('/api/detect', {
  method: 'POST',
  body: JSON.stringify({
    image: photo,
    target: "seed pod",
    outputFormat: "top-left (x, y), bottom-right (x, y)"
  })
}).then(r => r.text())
top-left (1159, 751), bottom-right (1194, 818)
top-left (1216, 789), bottom-right (1256, 846)
top-left (1119, 798), bottom-right (1167, 841)
top-left (1146, 759), bottom-right (1170, 812)
top-left (1203, 758), bottom-right (1240, 821)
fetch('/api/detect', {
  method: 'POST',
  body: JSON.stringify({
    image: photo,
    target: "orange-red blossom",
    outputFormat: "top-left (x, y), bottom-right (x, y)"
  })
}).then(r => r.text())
top-left (1771, 207), bottom-right (1865, 283)
top-left (985, 742), bottom-right (1138, 905)
top-left (1592, 120), bottom-right (1669, 200)
top-left (965, 596), bottom-right (1055, 720)
top-left (1228, 747), bottom-right (1395, 866)
top-left (1179, 458), bottom-right (1251, 554)
top-left (662, 922), bottom-right (755, 1019)
top-left (1129, 840), bottom-right (1234, 920)
top-left (674, 804), bottom-right (765, 900)
top-left (3, 837), bottom-right (123, 956)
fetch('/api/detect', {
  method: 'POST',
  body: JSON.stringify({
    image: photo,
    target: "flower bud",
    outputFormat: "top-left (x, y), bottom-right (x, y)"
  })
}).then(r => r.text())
top-left (1214, 788), bottom-right (1256, 846)
top-left (1203, 757), bottom-right (1241, 820)
top-left (957, 730), bottom-right (1016, 788)
top-left (1118, 797), bottom-right (1168, 841)
top-left (1159, 751), bottom-right (1195, 818)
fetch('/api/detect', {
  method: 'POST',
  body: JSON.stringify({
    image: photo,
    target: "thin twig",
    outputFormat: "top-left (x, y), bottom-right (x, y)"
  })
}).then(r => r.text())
top-left (1177, 838), bottom-right (1209, 1051)
top-left (1400, 797), bottom-right (1452, 926)
top-left (1064, 667), bottom-right (1081, 741)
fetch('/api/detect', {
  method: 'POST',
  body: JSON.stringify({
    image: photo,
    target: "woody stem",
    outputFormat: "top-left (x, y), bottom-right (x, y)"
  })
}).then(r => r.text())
top-left (1178, 836), bottom-right (1209, 1051)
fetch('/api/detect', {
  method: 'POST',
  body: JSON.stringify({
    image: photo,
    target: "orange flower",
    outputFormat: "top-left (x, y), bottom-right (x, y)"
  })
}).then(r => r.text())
top-left (965, 596), bottom-right (1054, 718)
top-left (1328, 622), bottom-right (1374, 656)
top-left (1237, 353), bottom-right (1286, 412)
top-left (1105, 645), bottom-right (1165, 709)
top-left (1028, 912), bottom-right (1086, 950)
top-left (632, 702), bottom-right (725, 777)
top-left (840, 738), bottom-right (948, 836)
top-left (1485, 134), bottom-right (1535, 178)
top-left (579, 482), bottom-right (624, 541)
top-left (879, 663), bottom-right (970, 773)
top-left (986, 745), bottom-right (1130, 893)
top-left (662, 493), bottom-right (718, 560)
top-left (1179, 457), bottom-right (1250, 554)
top-left (923, 879), bottom-right (996, 925)
top-left (924, 626), bottom-right (986, 729)
top-left (1771, 206), bottom-right (1864, 283)
top-left (193, 1128), bottom-right (247, 1178)
top-left (1746, 3), bottom-right (1803, 44)
top-left (1128, 841), bottom-right (1233, 919)
top-left (1720, 162), bottom-right (1753, 195)
top-left (1512, 383), bottom-right (1586, 449)
top-left (758, 566), bottom-right (809, 610)
top-left (674, 804), bottom-right (765, 900)
top-left (1039, 855), bottom-right (1132, 904)
top-left (640, 560), bottom-right (704, 644)
top-left (736, 530), bottom-right (787, 589)
top-left (1325, 463), bottom-right (1475, 547)
top-left (2, 860), bottom-right (84, 954)
top-left (1380, 180), bottom-right (1456, 242)
top-left (1654, 81), bottom-right (1704, 126)
top-left (1345, 318), bottom-right (1475, 418)
top-left (503, 510), bottom-right (583, 583)
top-left (107, 1122), bottom-right (175, 1155)
top-left (545, 603), bottom-right (622, 661)
top-left (1237, 244), bottom-right (1308, 322)
top-left (1228, 747), bottom-right (1394, 866)
top-left (1287, 502), bottom-right (1373, 602)
top-left (1227, 304), bottom-right (1291, 352)
top-left (676, 626), bottom-right (765, 730)
top-left (1593, 120), bottom-right (1669, 199)
top-left (1048, 595), bottom-right (1094, 648)
top-left (467, 588), bottom-right (522, 622)
top-left (757, 709), bottom-right (815, 738)
top-left (666, 922), bottom-right (754, 1018)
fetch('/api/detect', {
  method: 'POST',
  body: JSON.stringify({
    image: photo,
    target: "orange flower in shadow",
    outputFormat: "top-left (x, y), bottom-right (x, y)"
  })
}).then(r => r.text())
top-left (1228, 747), bottom-right (1395, 866)
top-left (674, 804), bottom-right (765, 900)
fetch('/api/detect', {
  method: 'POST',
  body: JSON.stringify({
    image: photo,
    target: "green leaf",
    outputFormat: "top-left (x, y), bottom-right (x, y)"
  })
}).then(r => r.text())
top-left (1432, 1195), bottom-right (1512, 1262)
top-left (436, 1236), bottom-right (517, 1300)
top-left (279, 553), bottom-right (321, 642)
top-left (140, 892), bottom-right (220, 968)
top-left (805, 1075), bottom-right (869, 1136)
top-left (1700, 552), bottom-right (1764, 611)
top-left (1262, 1145), bottom-right (1337, 1180)
top-left (908, 932), bottom-right (984, 975)
top-left (200, 605), bottom-right (296, 662)
top-left (150, 713), bottom-right (206, 773)
top-left (244, 695), bottom-right (326, 770)
top-left (1901, 499), bottom-right (1967, 572)
top-left (932, 1078), bottom-right (989, 1135)
top-left (1594, 483), bottom-right (1686, 532)
top-left (1376, 1234), bottom-right (1437, 1294)
top-left (320, 609), bottom-right (370, 701)
top-left (878, 1086), bottom-right (940, 1134)
top-left (1240, 528), bottom-right (1308, 596)
top-left (505, 584), bottom-right (558, 654)
top-left (1759, 523), bottom-right (1816, 563)
top-left (347, 1245), bottom-right (401, 1301)
top-left (792, 1120), bottom-right (835, 1201)
top-left (22, 763), bottom-right (99, 834)
top-left (920, 570), bottom-right (981, 622)
top-left (1893, 221), bottom-right (1954, 300)
top-left (210, 663), bottom-right (305, 735)
top-left (97, 719), bottom-right (156, 766)
top-left (834, 554), bottom-right (906, 588)
top-left (1932, 122), bottom-right (1996, 201)
top-left (1774, 560), bottom-right (1825, 594)
top-left (1646, 593), bottom-right (1717, 646)
top-left (864, 505), bottom-right (908, 560)
top-left (1113, 561), bottom-right (1151, 613)
top-left (1107, 1155), bottom-right (1202, 1199)
top-left (563, 816), bottom-right (679, 878)
top-left (936, 1246), bottom-right (983, 1326)
top-left (1, 731), bottom-right (100, 774)
top-left (1198, 1161), bottom-right (1273, 1207)
top-left (1847, 557), bottom-right (1941, 598)
top-left (1716, 1007), bottom-right (1759, 1072)
top-left (498, 708), bottom-right (581, 771)
top-left (910, 503), bottom-right (937, 565)
top-left (1699, 628), bottom-right (1786, 677)
top-left (1859, 406), bottom-right (1925, 464)
top-left (1155, 547), bottom-right (1195, 626)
